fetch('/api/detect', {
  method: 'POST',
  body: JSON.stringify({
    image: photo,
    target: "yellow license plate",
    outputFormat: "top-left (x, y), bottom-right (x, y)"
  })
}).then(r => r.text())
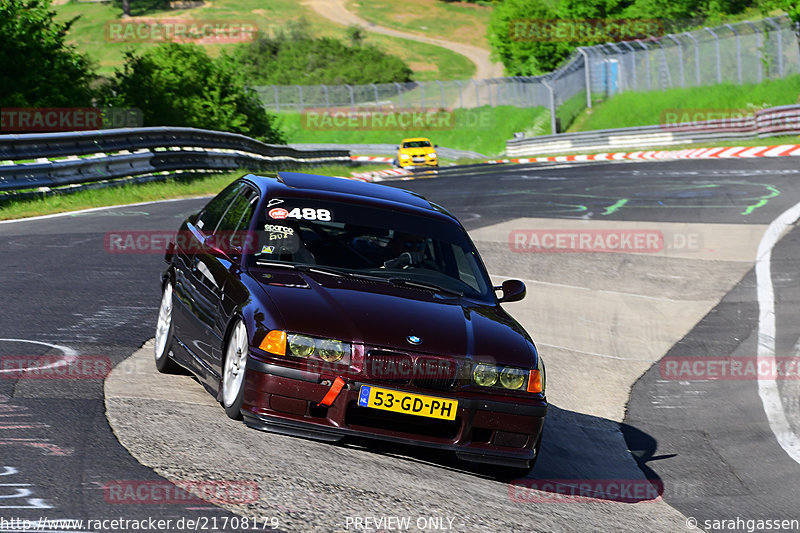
top-left (357, 385), bottom-right (457, 420)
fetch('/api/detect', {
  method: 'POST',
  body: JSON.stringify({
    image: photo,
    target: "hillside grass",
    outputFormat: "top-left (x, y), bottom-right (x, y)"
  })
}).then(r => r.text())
top-left (568, 75), bottom-right (800, 132)
top-left (280, 105), bottom-right (549, 155)
top-left (346, 0), bottom-right (493, 50)
top-left (54, 0), bottom-right (474, 79)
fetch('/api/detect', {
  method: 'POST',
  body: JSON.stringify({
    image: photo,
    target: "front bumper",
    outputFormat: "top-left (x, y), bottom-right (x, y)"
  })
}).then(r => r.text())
top-left (399, 157), bottom-right (438, 168)
top-left (243, 357), bottom-right (547, 468)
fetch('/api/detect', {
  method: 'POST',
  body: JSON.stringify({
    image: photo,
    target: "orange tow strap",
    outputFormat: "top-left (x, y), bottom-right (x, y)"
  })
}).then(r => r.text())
top-left (317, 376), bottom-right (346, 407)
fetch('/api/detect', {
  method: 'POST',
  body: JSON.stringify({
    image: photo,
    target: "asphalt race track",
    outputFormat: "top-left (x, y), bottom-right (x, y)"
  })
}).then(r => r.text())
top-left (2, 156), bottom-right (800, 532)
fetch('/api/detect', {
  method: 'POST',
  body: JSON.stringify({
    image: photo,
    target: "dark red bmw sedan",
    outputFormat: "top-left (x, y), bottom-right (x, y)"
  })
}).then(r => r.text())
top-left (155, 172), bottom-right (547, 475)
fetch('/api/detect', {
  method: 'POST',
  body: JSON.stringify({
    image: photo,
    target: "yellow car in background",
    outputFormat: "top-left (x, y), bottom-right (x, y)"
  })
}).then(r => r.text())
top-left (395, 137), bottom-right (438, 169)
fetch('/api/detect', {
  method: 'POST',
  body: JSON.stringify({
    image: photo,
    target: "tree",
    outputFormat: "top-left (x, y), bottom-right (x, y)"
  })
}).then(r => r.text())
top-left (101, 42), bottom-right (285, 143)
top-left (0, 0), bottom-right (96, 107)
top-left (230, 24), bottom-right (413, 85)
top-left (486, 0), bottom-right (573, 75)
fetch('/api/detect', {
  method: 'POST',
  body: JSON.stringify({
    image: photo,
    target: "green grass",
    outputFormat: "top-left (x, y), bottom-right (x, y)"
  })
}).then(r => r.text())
top-left (281, 105), bottom-right (549, 155)
top-left (55, 0), bottom-right (475, 79)
top-left (346, 0), bottom-right (493, 50)
top-left (0, 164), bottom-right (383, 220)
top-left (568, 75), bottom-right (800, 132)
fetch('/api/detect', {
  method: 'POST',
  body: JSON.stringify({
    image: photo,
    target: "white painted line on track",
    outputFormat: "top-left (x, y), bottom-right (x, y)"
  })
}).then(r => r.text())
top-left (537, 342), bottom-right (654, 361)
top-left (491, 274), bottom-right (690, 303)
top-left (756, 200), bottom-right (800, 464)
top-left (0, 339), bottom-right (77, 374)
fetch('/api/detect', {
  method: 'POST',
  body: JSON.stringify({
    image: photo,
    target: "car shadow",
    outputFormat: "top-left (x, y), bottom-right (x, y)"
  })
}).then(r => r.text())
top-left (338, 404), bottom-right (666, 504)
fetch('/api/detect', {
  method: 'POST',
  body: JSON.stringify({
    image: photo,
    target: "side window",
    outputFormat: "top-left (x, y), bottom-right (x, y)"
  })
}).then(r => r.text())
top-left (214, 187), bottom-right (258, 250)
top-left (451, 244), bottom-right (487, 294)
top-left (196, 182), bottom-right (243, 232)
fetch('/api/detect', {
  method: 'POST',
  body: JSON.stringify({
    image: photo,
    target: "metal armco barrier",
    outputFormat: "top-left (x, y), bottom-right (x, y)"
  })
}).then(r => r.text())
top-left (0, 127), bottom-right (351, 192)
top-left (506, 104), bottom-right (800, 157)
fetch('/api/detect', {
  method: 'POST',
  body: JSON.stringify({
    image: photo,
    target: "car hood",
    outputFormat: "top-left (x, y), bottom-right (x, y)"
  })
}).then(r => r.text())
top-left (400, 147), bottom-right (434, 156)
top-left (253, 271), bottom-right (534, 367)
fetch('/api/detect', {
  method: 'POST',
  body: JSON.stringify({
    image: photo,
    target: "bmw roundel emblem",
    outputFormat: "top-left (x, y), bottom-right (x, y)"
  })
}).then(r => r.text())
top-left (406, 335), bottom-right (422, 345)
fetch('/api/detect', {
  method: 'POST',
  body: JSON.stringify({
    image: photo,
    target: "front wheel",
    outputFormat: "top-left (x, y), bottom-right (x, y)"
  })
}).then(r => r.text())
top-left (222, 319), bottom-right (249, 420)
top-left (154, 281), bottom-right (180, 374)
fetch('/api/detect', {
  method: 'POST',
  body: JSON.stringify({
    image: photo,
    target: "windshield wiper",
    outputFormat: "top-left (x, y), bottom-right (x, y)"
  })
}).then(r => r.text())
top-left (295, 264), bottom-right (390, 283)
top-left (254, 260), bottom-right (298, 268)
top-left (388, 277), bottom-right (463, 297)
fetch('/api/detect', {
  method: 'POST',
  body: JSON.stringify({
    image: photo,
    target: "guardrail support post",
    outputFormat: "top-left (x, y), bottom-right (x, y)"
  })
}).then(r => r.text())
top-left (371, 84), bottom-right (379, 108)
top-left (666, 35), bottom-right (685, 87)
top-left (765, 17), bottom-right (784, 78)
top-left (542, 79), bottom-right (557, 135)
top-left (745, 21), bottom-right (764, 83)
top-left (704, 27), bottom-right (722, 84)
top-left (683, 32), bottom-right (701, 86)
top-left (621, 42), bottom-right (636, 90)
top-left (394, 82), bottom-right (403, 109)
top-left (345, 84), bottom-right (355, 111)
top-left (725, 24), bottom-right (743, 85)
top-left (636, 40), bottom-right (652, 90)
top-left (321, 85), bottom-right (329, 109)
top-left (578, 47), bottom-right (592, 108)
top-left (296, 85), bottom-right (304, 112)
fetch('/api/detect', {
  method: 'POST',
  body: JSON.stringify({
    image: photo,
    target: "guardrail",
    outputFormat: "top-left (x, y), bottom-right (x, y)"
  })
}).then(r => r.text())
top-left (0, 127), bottom-right (351, 193)
top-left (289, 143), bottom-right (488, 160)
top-left (506, 105), bottom-right (800, 157)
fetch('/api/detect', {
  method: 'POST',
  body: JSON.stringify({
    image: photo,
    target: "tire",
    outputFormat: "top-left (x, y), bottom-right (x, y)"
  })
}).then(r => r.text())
top-left (154, 281), bottom-right (180, 374)
top-left (222, 319), bottom-right (249, 420)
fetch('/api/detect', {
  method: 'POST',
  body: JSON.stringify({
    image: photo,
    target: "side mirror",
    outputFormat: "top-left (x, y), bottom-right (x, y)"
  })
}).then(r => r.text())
top-left (496, 279), bottom-right (526, 303)
top-left (434, 144), bottom-right (439, 148)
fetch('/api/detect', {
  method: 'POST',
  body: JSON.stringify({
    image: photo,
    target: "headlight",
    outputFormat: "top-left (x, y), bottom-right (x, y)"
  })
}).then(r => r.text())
top-left (287, 334), bottom-right (315, 358)
top-left (400, 153), bottom-right (411, 159)
top-left (473, 364), bottom-right (499, 387)
top-left (318, 339), bottom-right (348, 362)
top-left (428, 152), bottom-right (437, 158)
top-left (500, 367), bottom-right (526, 390)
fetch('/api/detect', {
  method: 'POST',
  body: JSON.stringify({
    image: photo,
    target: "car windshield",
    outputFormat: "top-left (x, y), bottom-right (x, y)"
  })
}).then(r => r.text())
top-left (247, 198), bottom-right (492, 299)
top-left (403, 140), bottom-right (431, 148)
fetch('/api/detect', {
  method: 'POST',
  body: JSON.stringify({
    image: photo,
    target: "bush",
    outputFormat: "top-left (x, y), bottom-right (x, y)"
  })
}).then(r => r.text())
top-left (100, 42), bottom-right (284, 143)
top-left (229, 20), bottom-right (414, 85)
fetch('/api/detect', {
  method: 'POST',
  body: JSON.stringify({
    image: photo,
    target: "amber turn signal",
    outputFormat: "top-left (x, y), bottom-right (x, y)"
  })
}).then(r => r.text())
top-left (260, 330), bottom-right (286, 355)
top-left (527, 369), bottom-right (543, 393)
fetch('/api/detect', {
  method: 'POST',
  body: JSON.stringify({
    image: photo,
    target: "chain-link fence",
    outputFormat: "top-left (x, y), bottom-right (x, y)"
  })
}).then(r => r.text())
top-left (251, 78), bottom-right (551, 112)
top-left (251, 16), bottom-right (799, 133)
